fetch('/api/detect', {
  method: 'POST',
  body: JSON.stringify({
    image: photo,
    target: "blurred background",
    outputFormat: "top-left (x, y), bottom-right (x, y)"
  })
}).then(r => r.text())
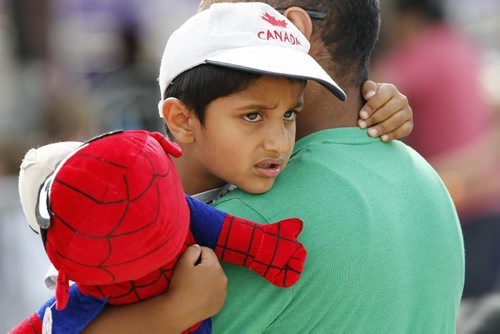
top-left (0, 0), bottom-right (200, 332)
top-left (0, 0), bottom-right (499, 332)
top-left (374, 1), bottom-right (500, 332)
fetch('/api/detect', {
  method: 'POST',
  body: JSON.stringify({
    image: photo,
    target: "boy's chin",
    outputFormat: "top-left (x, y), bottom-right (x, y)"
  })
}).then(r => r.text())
top-left (240, 181), bottom-right (275, 195)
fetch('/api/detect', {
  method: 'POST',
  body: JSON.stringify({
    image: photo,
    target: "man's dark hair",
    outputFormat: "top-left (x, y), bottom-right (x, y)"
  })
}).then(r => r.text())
top-left (200, 0), bottom-right (381, 86)
top-left (163, 64), bottom-right (261, 136)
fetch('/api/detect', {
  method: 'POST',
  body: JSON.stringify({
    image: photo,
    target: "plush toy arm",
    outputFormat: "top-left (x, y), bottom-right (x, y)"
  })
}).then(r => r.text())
top-left (185, 196), bottom-right (307, 287)
top-left (215, 215), bottom-right (307, 287)
top-left (10, 284), bottom-right (108, 334)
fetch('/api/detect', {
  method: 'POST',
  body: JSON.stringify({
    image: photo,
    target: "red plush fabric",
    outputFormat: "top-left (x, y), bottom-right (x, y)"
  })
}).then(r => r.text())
top-left (44, 131), bottom-right (190, 309)
top-left (9, 313), bottom-right (42, 334)
top-left (215, 215), bottom-right (306, 287)
top-left (79, 232), bottom-right (195, 304)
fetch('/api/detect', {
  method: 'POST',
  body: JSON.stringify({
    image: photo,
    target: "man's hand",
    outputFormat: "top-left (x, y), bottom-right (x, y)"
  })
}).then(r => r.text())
top-left (359, 80), bottom-right (413, 142)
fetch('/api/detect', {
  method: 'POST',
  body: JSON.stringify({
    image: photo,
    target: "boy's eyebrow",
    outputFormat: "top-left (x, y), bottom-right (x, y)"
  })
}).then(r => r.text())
top-left (235, 101), bottom-right (304, 111)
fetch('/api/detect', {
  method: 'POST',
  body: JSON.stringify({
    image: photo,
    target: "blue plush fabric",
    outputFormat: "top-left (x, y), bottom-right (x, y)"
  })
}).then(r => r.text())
top-left (193, 318), bottom-right (212, 334)
top-left (185, 196), bottom-right (225, 249)
top-left (36, 284), bottom-right (108, 334)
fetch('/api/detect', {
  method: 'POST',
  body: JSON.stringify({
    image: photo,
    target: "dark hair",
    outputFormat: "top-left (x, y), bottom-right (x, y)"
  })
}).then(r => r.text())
top-left (200, 0), bottom-right (381, 86)
top-left (312, 0), bottom-right (380, 85)
top-left (395, 0), bottom-right (445, 22)
top-left (163, 64), bottom-right (261, 135)
top-left (163, 64), bottom-right (305, 137)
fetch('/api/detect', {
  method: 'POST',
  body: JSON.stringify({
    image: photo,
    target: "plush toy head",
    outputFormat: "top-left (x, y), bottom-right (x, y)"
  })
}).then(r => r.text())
top-left (19, 130), bottom-right (190, 310)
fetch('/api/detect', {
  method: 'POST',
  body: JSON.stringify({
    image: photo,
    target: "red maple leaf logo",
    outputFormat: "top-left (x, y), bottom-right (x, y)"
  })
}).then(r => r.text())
top-left (261, 12), bottom-right (287, 28)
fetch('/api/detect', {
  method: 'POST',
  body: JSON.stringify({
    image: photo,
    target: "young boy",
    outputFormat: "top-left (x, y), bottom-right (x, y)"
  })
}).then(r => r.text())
top-left (43, 3), bottom-right (413, 333)
top-left (157, 2), bottom-right (409, 198)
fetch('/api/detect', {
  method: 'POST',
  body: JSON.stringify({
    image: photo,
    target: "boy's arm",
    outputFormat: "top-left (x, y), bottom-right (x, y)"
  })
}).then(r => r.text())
top-left (359, 80), bottom-right (413, 142)
top-left (82, 245), bottom-right (227, 334)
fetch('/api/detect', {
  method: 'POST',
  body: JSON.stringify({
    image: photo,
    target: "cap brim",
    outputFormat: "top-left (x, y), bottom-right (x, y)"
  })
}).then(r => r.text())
top-left (206, 45), bottom-right (346, 101)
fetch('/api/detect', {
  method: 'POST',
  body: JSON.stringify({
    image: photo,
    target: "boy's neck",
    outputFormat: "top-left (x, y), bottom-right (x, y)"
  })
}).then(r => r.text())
top-left (173, 149), bottom-right (226, 195)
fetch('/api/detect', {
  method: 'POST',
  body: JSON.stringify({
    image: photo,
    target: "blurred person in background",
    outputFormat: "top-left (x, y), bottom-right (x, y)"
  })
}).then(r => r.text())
top-left (373, 0), bottom-right (500, 331)
top-left (0, 0), bottom-right (52, 176)
top-left (0, 0), bottom-right (94, 177)
top-left (47, 0), bottom-right (201, 135)
top-left (67, 0), bottom-right (162, 133)
top-left (0, 1), bottom-right (57, 324)
top-left (0, 0), bottom-right (200, 176)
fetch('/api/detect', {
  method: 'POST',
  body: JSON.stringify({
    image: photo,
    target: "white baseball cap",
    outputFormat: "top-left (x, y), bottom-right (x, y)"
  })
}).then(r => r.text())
top-left (158, 2), bottom-right (346, 116)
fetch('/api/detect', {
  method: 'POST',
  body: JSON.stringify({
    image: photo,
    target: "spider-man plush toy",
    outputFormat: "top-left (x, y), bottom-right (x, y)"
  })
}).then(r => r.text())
top-left (11, 130), bottom-right (306, 334)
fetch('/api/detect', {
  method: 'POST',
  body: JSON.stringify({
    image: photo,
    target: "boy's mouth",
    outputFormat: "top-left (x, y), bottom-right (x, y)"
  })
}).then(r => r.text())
top-left (254, 159), bottom-right (283, 178)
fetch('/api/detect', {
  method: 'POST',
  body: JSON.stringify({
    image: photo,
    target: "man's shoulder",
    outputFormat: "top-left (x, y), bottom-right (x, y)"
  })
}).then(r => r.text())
top-left (215, 136), bottom-right (450, 221)
top-left (214, 190), bottom-right (270, 223)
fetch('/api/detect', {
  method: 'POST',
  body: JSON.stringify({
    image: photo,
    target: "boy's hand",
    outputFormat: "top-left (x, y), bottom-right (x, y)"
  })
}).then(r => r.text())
top-left (82, 245), bottom-right (227, 334)
top-left (170, 245), bottom-right (227, 322)
top-left (359, 80), bottom-right (413, 142)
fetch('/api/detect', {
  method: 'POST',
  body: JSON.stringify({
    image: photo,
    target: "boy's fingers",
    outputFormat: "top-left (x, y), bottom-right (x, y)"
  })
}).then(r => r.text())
top-left (359, 81), bottom-right (379, 119)
top-left (367, 107), bottom-right (410, 138)
top-left (197, 246), bottom-right (218, 266)
top-left (361, 79), bottom-right (378, 101)
top-left (379, 121), bottom-right (414, 142)
top-left (177, 244), bottom-right (202, 267)
top-left (360, 97), bottom-right (408, 129)
top-left (360, 83), bottom-right (402, 120)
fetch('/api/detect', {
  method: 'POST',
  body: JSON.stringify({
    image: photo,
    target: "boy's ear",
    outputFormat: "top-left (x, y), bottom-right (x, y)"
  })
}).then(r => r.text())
top-left (162, 98), bottom-right (196, 144)
top-left (283, 7), bottom-right (313, 41)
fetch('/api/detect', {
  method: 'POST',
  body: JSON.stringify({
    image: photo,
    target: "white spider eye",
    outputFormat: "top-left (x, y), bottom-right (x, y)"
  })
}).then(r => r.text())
top-left (36, 174), bottom-right (53, 229)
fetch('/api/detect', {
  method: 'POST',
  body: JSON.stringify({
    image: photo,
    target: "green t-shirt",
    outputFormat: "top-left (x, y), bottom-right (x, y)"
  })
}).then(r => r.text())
top-left (212, 128), bottom-right (464, 333)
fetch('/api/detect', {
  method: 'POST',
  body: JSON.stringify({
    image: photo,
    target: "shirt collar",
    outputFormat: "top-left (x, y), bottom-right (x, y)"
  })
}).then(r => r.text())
top-left (192, 183), bottom-right (236, 205)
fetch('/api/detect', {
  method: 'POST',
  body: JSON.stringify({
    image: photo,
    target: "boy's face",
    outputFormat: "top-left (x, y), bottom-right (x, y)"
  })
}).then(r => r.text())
top-left (192, 76), bottom-right (305, 194)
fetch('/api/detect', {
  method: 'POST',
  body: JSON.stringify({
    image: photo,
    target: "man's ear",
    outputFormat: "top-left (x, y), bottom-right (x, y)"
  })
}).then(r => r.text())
top-left (162, 98), bottom-right (196, 144)
top-left (283, 7), bottom-right (313, 40)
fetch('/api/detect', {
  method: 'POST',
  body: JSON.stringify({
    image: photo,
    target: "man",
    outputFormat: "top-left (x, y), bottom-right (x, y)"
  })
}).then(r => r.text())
top-left (199, 1), bottom-right (464, 333)
top-left (83, 1), bottom-right (463, 333)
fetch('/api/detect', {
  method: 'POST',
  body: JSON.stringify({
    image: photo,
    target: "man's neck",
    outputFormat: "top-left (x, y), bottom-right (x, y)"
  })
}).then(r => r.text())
top-left (296, 84), bottom-right (363, 140)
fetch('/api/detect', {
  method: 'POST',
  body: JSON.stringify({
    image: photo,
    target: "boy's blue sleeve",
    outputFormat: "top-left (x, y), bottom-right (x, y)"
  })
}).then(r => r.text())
top-left (36, 284), bottom-right (108, 334)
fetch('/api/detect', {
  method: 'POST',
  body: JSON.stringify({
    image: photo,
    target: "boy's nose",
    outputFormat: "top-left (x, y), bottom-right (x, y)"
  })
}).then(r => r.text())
top-left (262, 123), bottom-right (292, 154)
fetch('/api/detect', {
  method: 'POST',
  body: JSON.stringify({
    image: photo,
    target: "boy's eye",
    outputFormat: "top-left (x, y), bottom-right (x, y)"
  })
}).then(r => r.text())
top-left (242, 113), bottom-right (262, 122)
top-left (283, 110), bottom-right (298, 121)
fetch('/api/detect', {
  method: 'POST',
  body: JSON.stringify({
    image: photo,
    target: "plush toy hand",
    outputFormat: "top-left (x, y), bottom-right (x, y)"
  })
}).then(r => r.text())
top-left (215, 216), bottom-right (306, 287)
